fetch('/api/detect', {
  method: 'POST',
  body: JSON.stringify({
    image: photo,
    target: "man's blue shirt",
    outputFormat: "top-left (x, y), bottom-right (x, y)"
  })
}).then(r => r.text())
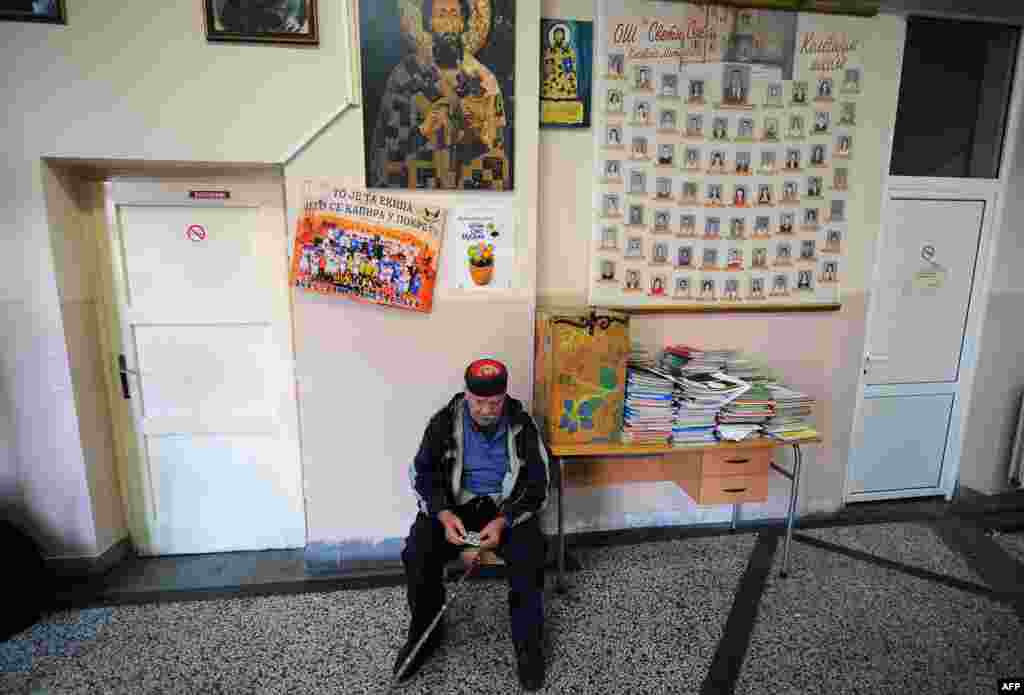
top-left (461, 403), bottom-right (509, 495)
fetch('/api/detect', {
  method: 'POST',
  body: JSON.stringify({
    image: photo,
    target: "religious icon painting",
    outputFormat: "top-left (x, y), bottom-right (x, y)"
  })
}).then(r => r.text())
top-left (361, 0), bottom-right (515, 190)
top-left (540, 19), bottom-right (593, 128)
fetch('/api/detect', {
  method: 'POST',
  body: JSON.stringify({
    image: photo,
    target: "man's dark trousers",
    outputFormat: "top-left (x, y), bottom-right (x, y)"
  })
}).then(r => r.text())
top-left (401, 498), bottom-right (547, 646)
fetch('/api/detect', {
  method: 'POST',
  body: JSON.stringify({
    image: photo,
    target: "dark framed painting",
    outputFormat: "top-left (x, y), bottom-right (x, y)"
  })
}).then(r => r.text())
top-left (204, 0), bottom-right (319, 45)
top-left (0, 0), bottom-right (66, 23)
top-left (540, 19), bottom-right (592, 129)
top-left (360, 0), bottom-right (516, 191)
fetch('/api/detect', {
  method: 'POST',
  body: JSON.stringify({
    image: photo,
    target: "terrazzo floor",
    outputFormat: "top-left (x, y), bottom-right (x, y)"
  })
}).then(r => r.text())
top-left (2, 524), bottom-right (1021, 695)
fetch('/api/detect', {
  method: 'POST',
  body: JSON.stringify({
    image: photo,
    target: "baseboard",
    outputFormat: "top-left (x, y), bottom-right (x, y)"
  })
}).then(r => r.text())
top-left (304, 538), bottom-right (405, 576)
top-left (46, 537), bottom-right (133, 579)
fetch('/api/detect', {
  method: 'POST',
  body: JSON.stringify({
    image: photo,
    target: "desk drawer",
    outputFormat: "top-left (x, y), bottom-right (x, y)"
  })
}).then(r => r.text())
top-left (694, 473), bottom-right (769, 504)
top-left (701, 448), bottom-right (772, 477)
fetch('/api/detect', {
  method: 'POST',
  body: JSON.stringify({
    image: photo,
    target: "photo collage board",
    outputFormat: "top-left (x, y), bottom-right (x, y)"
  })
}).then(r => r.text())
top-left (592, 1), bottom-right (866, 308)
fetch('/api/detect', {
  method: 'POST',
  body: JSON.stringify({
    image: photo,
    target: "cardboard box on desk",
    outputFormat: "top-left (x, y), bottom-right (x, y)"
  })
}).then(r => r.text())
top-left (533, 308), bottom-right (631, 445)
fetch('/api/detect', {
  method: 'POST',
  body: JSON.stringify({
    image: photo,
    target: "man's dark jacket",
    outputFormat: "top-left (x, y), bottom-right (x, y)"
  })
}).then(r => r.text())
top-left (410, 394), bottom-right (550, 527)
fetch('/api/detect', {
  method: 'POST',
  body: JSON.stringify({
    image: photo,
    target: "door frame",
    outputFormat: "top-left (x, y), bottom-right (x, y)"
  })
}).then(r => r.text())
top-left (95, 176), bottom-right (306, 555)
top-left (844, 17), bottom-right (1024, 503)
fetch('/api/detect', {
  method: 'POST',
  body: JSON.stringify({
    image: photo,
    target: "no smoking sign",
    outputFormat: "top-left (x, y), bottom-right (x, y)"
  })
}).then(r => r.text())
top-left (185, 224), bottom-right (207, 242)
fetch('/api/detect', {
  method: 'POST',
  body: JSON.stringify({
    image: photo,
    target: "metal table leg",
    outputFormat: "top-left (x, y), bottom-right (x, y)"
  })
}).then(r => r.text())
top-left (730, 503), bottom-right (740, 532)
top-left (780, 444), bottom-right (803, 578)
top-left (556, 456), bottom-right (566, 594)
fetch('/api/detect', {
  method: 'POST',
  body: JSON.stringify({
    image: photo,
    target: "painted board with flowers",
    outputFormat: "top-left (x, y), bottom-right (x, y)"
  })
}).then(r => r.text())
top-left (533, 308), bottom-right (631, 445)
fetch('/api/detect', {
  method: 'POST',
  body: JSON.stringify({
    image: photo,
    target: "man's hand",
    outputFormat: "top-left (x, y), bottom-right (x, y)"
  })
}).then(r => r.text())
top-left (438, 510), bottom-right (467, 546)
top-left (478, 515), bottom-right (507, 550)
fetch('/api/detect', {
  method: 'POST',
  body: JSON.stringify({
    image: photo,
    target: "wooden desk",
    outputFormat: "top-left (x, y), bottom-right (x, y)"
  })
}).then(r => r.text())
top-left (548, 436), bottom-right (821, 592)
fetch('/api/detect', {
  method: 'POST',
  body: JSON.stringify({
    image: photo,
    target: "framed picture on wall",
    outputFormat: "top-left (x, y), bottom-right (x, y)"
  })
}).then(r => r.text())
top-left (204, 0), bottom-right (319, 45)
top-left (0, 0), bottom-right (66, 23)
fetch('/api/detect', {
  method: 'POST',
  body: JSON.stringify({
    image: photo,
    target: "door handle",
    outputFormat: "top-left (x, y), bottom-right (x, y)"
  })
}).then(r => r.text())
top-left (725, 458), bottom-right (750, 464)
top-left (118, 354), bottom-right (134, 400)
top-left (864, 353), bottom-right (889, 374)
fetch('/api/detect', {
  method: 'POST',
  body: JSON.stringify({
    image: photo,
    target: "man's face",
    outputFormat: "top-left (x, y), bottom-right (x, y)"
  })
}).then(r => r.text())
top-left (430, 0), bottom-right (465, 68)
top-left (465, 392), bottom-right (505, 427)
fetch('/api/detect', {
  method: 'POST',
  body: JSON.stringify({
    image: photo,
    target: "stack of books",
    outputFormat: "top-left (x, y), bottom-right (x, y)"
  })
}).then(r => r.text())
top-left (621, 367), bottom-right (675, 445)
top-left (717, 383), bottom-right (776, 441)
top-left (763, 384), bottom-right (818, 441)
top-left (660, 346), bottom-right (735, 376)
top-left (723, 353), bottom-right (776, 385)
top-left (672, 371), bottom-right (751, 446)
top-left (629, 341), bottom-right (657, 369)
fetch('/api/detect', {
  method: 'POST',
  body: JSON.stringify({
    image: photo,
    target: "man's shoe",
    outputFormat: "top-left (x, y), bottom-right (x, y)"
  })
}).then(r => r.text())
top-left (514, 637), bottom-right (545, 691)
top-left (392, 621), bottom-right (445, 682)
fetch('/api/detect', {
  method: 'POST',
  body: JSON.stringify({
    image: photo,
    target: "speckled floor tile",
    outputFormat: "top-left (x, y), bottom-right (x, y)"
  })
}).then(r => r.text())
top-left (800, 522), bottom-right (987, 586)
top-left (734, 536), bottom-right (1024, 695)
top-left (1, 536), bottom-right (754, 695)
top-left (993, 532), bottom-right (1024, 566)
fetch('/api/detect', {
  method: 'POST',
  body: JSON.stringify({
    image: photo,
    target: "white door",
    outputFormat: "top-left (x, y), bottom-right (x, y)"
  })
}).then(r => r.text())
top-left (847, 195), bottom-right (988, 501)
top-left (102, 179), bottom-right (305, 555)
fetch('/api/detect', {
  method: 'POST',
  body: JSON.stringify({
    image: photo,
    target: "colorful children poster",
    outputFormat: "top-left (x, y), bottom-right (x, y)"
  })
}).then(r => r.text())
top-left (448, 206), bottom-right (516, 290)
top-left (291, 186), bottom-right (447, 313)
top-left (540, 19), bottom-right (594, 128)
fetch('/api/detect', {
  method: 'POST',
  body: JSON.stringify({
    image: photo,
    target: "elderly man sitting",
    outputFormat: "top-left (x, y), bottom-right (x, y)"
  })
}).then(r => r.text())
top-left (394, 359), bottom-right (551, 690)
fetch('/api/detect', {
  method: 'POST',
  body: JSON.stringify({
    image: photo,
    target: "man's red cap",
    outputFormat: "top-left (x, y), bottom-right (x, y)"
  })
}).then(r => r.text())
top-left (465, 359), bottom-right (508, 397)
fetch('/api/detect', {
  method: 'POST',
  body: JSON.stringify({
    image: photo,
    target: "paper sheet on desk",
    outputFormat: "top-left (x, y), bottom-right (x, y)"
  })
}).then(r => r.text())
top-left (717, 425), bottom-right (763, 441)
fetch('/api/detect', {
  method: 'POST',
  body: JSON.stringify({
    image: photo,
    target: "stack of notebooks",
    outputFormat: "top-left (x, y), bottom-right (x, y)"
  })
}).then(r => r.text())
top-left (717, 383), bottom-right (776, 441)
top-left (672, 371), bottom-right (750, 447)
top-left (621, 367), bottom-right (675, 445)
top-left (629, 341), bottom-right (657, 369)
top-left (723, 353), bottom-right (776, 385)
top-left (763, 384), bottom-right (819, 441)
top-left (660, 346), bottom-right (735, 376)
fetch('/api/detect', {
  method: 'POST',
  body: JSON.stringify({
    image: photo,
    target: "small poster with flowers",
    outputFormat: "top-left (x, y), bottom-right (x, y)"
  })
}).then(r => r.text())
top-left (449, 206), bottom-right (517, 290)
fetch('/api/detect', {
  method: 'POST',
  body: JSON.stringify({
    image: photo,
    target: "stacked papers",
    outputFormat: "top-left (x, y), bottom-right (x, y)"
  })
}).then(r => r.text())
top-left (660, 346), bottom-right (735, 376)
top-left (718, 384), bottom-right (776, 425)
top-left (717, 425), bottom-right (764, 442)
top-left (763, 384), bottom-right (818, 441)
top-left (629, 341), bottom-right (657, 369)
top-left (621, 367), bottom-right (674, 445)
top-left (671, 371), bottom-right (750, 447)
